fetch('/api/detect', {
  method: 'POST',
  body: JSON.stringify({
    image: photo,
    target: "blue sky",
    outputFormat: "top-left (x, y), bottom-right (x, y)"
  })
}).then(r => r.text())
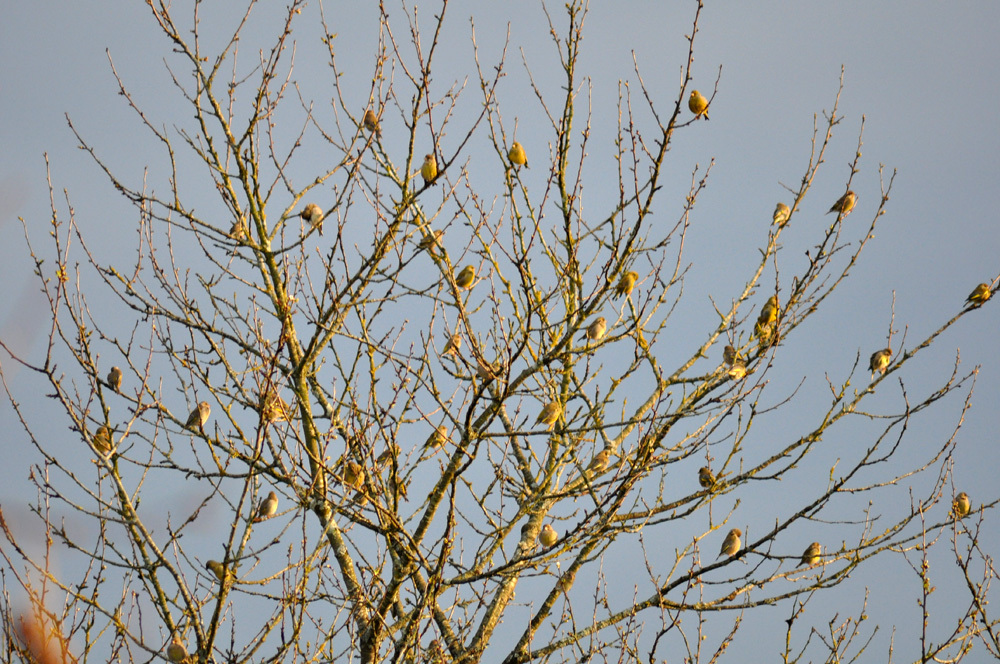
top-left (1, 1), bottom-right (998, 661)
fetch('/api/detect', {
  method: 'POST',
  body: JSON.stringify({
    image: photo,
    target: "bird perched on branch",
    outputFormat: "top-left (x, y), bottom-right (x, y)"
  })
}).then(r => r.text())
top-left (363, 109), bottom-right (381, 137)
top-left (205, 560), bottom-right (233, 585)
top-left (536, 402), bottom-right (562, 430)
top-left (254, 491), bottom-right (278, 522)
top-left (455, 266), bottom-right (475, 290)
top-left (185, 401), bottom-right (211, 432)
top-left (688, 90), bottom-right (709, 119)
top-left (772, 202), bottom-right (790, 227)
top-left (799, 541), bottom-right (821, 567)
top-left (421, 154), bottom-right (438, 185)
top-left (614, 271), bottom-right (639, 298)
top-left (718, 528), bottom-right (741, 558)
top-left (869, 348), bottom-right (892, 378)
top-left (442, 333), bottom-right (462, 357)
top-left (698, 466), bottom-right (716, 489)
top-left (166, 635), bottom-right (188, 663)
top-left (91, 426), bottom-right (114, 457)
top-left (300, 203), bottom-right (324, 235)
top-left (539, 524), bottom-right (558, 547)
top-left (585, 316), bottom-right (607, 343)
top-left (827, 190), bottom-right (857, 217)
top-left (424, 425), bottom-right (449, 450)
top-left (586, 449), bottom-right (611, 476)
top-left (107, 366), bottom-right (122, 392)
top-left (953, 492), bottom-right (971, 519)
top-left (965, 283), bottom-right (992, 308)
top-left (508, 141), bottom-right (528, 169)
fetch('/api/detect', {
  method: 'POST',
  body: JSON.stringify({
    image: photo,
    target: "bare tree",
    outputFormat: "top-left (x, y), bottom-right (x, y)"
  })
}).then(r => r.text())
top-left (1, 1), bottom-right (998, 663)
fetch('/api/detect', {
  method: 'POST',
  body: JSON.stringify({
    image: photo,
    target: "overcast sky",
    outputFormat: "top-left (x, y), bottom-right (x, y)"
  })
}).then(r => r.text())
top-left (1, 1), bottom-right (999, 661)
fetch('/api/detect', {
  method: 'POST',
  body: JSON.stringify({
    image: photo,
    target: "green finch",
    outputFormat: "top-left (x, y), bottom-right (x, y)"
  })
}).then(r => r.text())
top-left (585, 316), bottom-right (607, 342)
top-left (300, 203), bottom-right (324, 234)
top-left (614, 271), bottom-right (639, 298)
top-left (966, 283), bottom-right (992, 307)
top-left (953, 492), bottom-right (971, 519)
top-left (421, 154), bottom-right (438, 185)
top-left (442, 333), bottom-right (462, 356)
top-left (727, 359), bottom-right (747, 381)
top-left (869, 348), bottom-right (892, 378)
top-left (536, 402), bottom-right (562, 430)
top-left (723, 345), bottom-right (737, 366)
top-left (799, 541), bottom-right (821, 567)
top-left (228, 219), bottom-right (246, 241)
top-left (688, 90), bottom-right (709, 119)
top-left (587, 449), bottom-right (611, 476)
top-left (184, 401), bottom-right (211, 432)
top-left (827, 190), bottom-right (857, 216)
top-left (254, 491), bottom-right (278, 522)
top-left (342, 460), bottom-right (365, 490)
top-left (92, 425), bottom-right (114, 456)
top-left (205, 560), bottom-right (232, 584)
top-left (508, 141), bottom-right (528, 169)
top-left (772, 202), bottom-right (790, 227)
top-left (477, 357), bottom-right (500, 381)
top-left (759, 295), bottom-right (779, 326)
top-left (363, 108), bottom-right (381, 137)
top-left (166, 635), bottom-right (188, 663)
top-left (424, 425), bottom-right (449, 450)
top-left (418, 229), bottom-right (444, 253)
top-left (455, 265), bottom-right (476, 289)
top-left (698, 466), bottom-right (716, 489)
top-left (262, 393), bottom-right (290, 422)
top-left (106, 366), bottom-right (122, 392)
top-left (539, 524), bottom-right (558, 547)
top-left (718, 528), bottom-right (741, 558)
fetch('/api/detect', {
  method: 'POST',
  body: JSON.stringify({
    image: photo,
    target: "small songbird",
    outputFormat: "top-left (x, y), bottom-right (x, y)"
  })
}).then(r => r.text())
top-left (442, 333), bottom-right (462, 356)
top-left (698, 466), bottom-right (716, 489)
top-left (723, 345), bottom-right (737, 366)
top-left (508, 141), bottom-right (528, 169)
top-left (586, 449), bottom-right (611, 476)
top-left (228, 219), bottom-right (246, 241)
top-left (539, 524), bottom-right (558, 547)
top-left (418, 229), bottom-right (444, 253)
top-left (759, 295), bottom-right (779, 326)
top-left (966, 283), bottom-right (992, 308)
top-left (727, 359), bottom-right (747, 381)
top-left (262, 393), bottom-right (290, 422)
top-left (342, 460), bottom-right (365, 490)
top-left (688, 90), bottom-right (709, 119)
top-left (363, 109), bottom-right (381, 137)
top-left (205, 560), bottom-right (231, 584)
top-left (477, 357), bottom-right (499, 381)
top-left (773, 202), bottom-right (790, 227)
top-left (421, 153), bottom-right (438, 185)
top-left (107, 366), bottom-right (122, 392)
top-left (827, 190), bottom-right (857, 216)
top-left (300, 203), bottom-right (324, 235)
top-left (718, 528), bottom-right (742, 558)
top-left (869, 348), bottom-right (892, 378)
top-left (92, 425), bottom-right (114, 456)
top-left (184, 401), bottom-right (211, 432)
top-left (799, 541), bottom-right (822, 567)
top-left (953, 492), bottom-right (971, 519)
top-left (614, 271), bottom-right (639, 298)
top-left (254, 491), bottom-right (279, 522)
top-left (455, 265), bottom-right (476, 290)
top-left (166, 635), bottom-right (188, 663)
top-left (424, 425), bottom-right (449, 450)
top-left (536, 402), bottom-right (562, 430)
top-left (585, 316), bottom-right (607, 343)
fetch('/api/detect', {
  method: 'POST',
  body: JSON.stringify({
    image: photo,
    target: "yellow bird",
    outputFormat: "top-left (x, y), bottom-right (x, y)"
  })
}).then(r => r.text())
top-left (442, 333), bottom-right (462, 356)
top-left (614, 271), bottom-right (639, 298)
top-left (477, 357), bottom-right (499, 381)
top-left (92, 425), bottom-right (114, 456)
top-left (508, 141), bottom-right (528, 169)
top-left (418, 229), bottom-right (444, 253)
top-left (799, 541), bottom-right (822, 567)
top-left (869, 348), bottom-right (892, 378)
top-left (727, 359), bottom-right (747, 381)
top-left (827, 190), bottom-right (857, 216)
top-left (718, 528), bottom-right (742, 558)
top-left (698, 466), bottom-right (716, 489)
top-left (585, 316), bottom-right (607, 342)
top-left (424, 425), bottom-right (449, 450)
top-left (539, 524), bottom-right (558, 547)
top-left (342, 460), bottom-right (365, 490)
top-left (536, 402), bottom-right (562, 430)
top-left (953, 492), bottom-right (971, 519)
top-left (773, 202), bottom-right (790, 227)
top-left (184, 401), bottom-right (211, 432)
top-left (723, 345), bottom-right (737, 366)
top-left (254, 491), bottom-right (279, 522)
top-left (107, 366), bottom-right (122, 392)
top-left (421, 153), bottom-right (438, 185)
top-left (688, 90), bottom-right (709, 119)
top-left (966, 283), bottom-right (992, 307)
top-left (262, 393), bottom-right (290, 422)
top-left (363, 108), bottom-right (381, 137)
top-left (300, 203), bottom-right (324, 235)
top-left (205, 560), bottom-right (232, 585)
top-left (759, 295), bottom-right (779, 326)
top-left (228, 219), bottom-right (246, 241)
top-left (586, 449), bottom-right (611, 476)
top-left (166, 635), bottom-right (188, 663)
top-left (455, 265), bottom-right (476, 290)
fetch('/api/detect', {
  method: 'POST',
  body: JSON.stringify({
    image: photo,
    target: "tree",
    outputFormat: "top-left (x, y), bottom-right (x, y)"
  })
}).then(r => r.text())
top-left (1, 1), bottom-right (998, 663)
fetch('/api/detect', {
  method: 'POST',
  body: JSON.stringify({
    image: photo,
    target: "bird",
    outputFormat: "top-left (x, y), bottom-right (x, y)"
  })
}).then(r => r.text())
top-left (799, 541), bottom-right (822, 567)
top-left (718, 528), bottom-right (742, 558)
top-left (966, 283), bottom-right (992, 308)
top-left (362, 109), bottom-right (381, 137)
top-left (827, 190), bottom-right (857, 216)
top-left (455, 266), bottom-right (476, 290)
top-left (688, 90), bottom-right (709, 119)
top-left (953, 492), bottom-right (971, 519)
top-left (727, 359), bottom-right (747, 381)
top-left (586, 449), bottom-right (611, 476)
top-left (205, 560), bottom-right (231, 584)
top-left (585, 316), bottom-right (607, 343)
top-left (262, 393), bottom-right (290, 422)
top-left (698, 466), bottom-right (716, 489)
top-left (614, 271), bottom-right (639, 298)
top-left (166, 635), bottom-right (188, 663)
top-left (418, 229), bottom-right (444, 253)
top-left (535, 402), bottom-right (562, 430)
top-left (424, 425), bottom-right (449, 450)
top-left (342, 460), bottom-right (365, 490)
top-left (376, 442), bottom-right (401, 467)
top-left (421, 154), bottom-right (438, 185)
top-left (476, 357), bottom-right (499, 381)
top-left (508, 141), bottom-right (528, 169)
top-left (773, 202), bottom-right (790, 227)
top-left (228, 219), bottom-right (246, 241)
top-left (92, 426), bottom-right (114, 456)
top-left (539, 524), bottom-right (558, 547)
top-left (184, 402), bottom-right (211, 432)
top-left (300, 203), bottom-right (324, 235)
top-left (869, 348), bottom-right (892, 378)
top-left (442, 333), bottom-right (462, 356)
top-left (106, 366), bottom-right (122, 392)
top-left (254, 491), bottom-right (278, 522)
top-left (723, 345), bottom-right (737, 366)
top-left (759, 295), bottom-right (779, 326)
